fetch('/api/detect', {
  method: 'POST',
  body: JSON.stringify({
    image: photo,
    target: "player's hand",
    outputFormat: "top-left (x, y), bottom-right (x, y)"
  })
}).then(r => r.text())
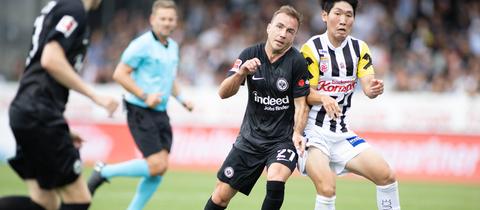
top-left (293, 132), bottom-right (306, 155)
top-left (70, 131), bottom-right (84, 149)
top-left (238, 58), bottom-right (261, 76)
top-left (145, 93), bottom-right (162, 108)
top-left (182, 100), bottom-right (194, 112)
top-left (92, 94), bottom-right (119, 117)
top-left (368, 79), bottom-right (384, 98)
top-left (320, 95), bottom-right (342, 119)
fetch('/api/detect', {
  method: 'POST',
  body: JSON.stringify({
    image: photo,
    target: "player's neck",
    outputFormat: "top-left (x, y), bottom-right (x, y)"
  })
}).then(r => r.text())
top-left (265, 45), bottom-right (290, 63)
top-left (82, 0), bottom-right (93, 11)
top-left (327, 33), bottom-right (345, 48)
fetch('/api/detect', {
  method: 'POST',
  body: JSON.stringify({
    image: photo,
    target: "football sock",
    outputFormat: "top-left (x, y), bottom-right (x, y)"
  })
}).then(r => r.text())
top-left (127, 176), bottom-right (162, 210)
top-left (376, 181), bottom-right (401, 210)
top-left (0, 196), bottom-right (46, 210)
top-left (261, 181), bottom-right (285, 210)
top-left (204, 197), bottom-right (226, 210)
top-left (101, 159), bottom-right (150, 179)
top-left (314, 194), bottom-right (336, 210)
top-left (59, 203), bottom-right (90, 210)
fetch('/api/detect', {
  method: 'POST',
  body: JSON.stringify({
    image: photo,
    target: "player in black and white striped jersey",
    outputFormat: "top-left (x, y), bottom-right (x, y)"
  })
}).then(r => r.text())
top-left (298, 1), bottom-right (401, 210)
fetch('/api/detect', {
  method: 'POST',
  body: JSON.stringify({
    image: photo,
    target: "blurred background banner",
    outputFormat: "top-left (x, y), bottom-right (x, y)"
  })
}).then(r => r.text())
top-left (1, 0), bottom-right (479, 184)
top-left (1, 84), bottom-right (480, 183)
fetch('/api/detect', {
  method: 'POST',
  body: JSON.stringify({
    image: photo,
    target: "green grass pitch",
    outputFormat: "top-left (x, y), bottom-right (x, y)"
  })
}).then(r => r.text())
top-left (1, 164), bottom-right (479, 210)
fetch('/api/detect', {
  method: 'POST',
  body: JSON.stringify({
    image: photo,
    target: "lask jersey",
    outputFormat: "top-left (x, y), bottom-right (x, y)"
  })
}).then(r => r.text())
top-left (301, 33), bottom-right (374, 133)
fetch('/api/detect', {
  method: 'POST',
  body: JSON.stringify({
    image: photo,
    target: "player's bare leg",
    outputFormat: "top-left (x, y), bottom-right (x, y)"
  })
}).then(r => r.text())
top-left (305, 148), bottom-right (336, 210)
top-left (206, 181), bottom-right (237, 209)
top-left (26, 179), bottom-right (60, 210)
top-left (346, 148), bottom-right (401, 210)
top-left (57, 175), bottom-right (91, 209)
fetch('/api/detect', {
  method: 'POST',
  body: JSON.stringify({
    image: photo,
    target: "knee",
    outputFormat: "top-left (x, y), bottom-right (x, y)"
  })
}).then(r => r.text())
top-left (211, 192), bottom-right (231, 207)
top-left (148, 160), bottom-right (168, 176)
top-left (315, 182), bottom-right (336, 197)
top-left (374, 170), bottom-right (397, 186)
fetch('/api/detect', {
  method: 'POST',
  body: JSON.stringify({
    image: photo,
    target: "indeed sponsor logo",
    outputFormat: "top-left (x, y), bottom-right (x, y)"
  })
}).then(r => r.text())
top-left (318, 80), bottom-right (356, 93)
top-left (253, 91), bottom-right (290, 106)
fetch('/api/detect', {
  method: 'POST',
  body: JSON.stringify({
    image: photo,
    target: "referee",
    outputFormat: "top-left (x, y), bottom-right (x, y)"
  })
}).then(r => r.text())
top-left (0, 0), bottom-right (118, 210)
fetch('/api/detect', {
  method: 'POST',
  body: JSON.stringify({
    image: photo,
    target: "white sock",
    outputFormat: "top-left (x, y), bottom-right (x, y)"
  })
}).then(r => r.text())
top-left (376, 181), bottom-right (401, 210)
top-left (315, 194), bottom-right (336, 210)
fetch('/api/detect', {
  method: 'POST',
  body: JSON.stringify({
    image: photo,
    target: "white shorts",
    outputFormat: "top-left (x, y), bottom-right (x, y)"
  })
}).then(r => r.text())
top-left (298, 123), bottom-right (370, 175)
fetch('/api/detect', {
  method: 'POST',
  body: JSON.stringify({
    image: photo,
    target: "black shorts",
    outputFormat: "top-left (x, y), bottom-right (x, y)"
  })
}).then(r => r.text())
top-left (126, 101), bottom-right (172, 157)
top-left (217, 142), bottom-right (297, 195)
top-left (8, 107), bottom-right (82, 190)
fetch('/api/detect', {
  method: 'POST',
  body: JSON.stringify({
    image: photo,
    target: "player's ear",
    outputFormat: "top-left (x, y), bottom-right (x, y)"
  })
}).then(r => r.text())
top-left (321, 10), bottom-right (328, 22)
top-left (266, 23), bottom-right (272, 34)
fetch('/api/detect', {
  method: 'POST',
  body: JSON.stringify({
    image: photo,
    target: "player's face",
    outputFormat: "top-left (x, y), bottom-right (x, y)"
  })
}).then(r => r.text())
top-left (323, 1), bottom-right (354, 43)
top-left (266, 13), bottom-right (298, 54)
top-left (150, 7), bottom-right (177, 38)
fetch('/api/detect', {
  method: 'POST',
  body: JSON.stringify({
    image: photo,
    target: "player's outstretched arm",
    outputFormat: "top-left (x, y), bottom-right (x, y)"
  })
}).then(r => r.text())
top-left (218, 58), bottom-right (261, 99)
top-left (41, 41), bottom-right (118, 116)
top-left (359, 74), bottom-right (384, 99)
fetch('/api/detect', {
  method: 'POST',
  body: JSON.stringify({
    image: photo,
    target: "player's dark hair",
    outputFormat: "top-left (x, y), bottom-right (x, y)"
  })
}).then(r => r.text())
top-left (272, 5), bottom-right (303, 28)
top-left (152, 0), bottom-right (177, 14)
top-left (320, 0), bottom-right (358, 16)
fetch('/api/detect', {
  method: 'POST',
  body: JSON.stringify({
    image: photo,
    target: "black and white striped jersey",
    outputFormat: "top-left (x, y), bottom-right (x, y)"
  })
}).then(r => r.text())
top-left (301, 33), bottom-right (374, 133)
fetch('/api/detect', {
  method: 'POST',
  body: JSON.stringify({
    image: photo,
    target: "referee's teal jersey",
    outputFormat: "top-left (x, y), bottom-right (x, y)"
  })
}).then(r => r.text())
top-left (121, 31), bottom-right (179, 111)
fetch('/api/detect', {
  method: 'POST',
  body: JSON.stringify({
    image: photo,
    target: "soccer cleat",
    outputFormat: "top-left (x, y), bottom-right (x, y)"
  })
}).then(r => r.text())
top-left (87, 162), bottom-right (109, 195)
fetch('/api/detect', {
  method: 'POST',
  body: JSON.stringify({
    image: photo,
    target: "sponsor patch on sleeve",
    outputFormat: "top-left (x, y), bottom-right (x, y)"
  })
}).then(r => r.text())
top-left (55, 15), bottom-right (78, 38)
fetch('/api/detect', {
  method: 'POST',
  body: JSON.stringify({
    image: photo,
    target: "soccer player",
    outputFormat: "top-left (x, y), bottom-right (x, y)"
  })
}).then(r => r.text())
top-left (203, 5), bottom-right (310, 210)
top-left (87, 1), bottom-right (193, 210)
top-left (0, 0), bottom-right (118, 210)
top-left (298, 0), bottom-right (401, 210)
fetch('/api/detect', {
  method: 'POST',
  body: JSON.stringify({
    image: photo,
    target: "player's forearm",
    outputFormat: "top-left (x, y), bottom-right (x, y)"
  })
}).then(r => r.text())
top-left (112, 63), bottom-right (144, 99)
top-left (307, 90), bottom-right (330, 106)
top-left (293, 97), bottom-right (308, 135)
top-left (41, 41), bottom-right (95, 99)
top-left (218, 73), bottom-right (245, 99)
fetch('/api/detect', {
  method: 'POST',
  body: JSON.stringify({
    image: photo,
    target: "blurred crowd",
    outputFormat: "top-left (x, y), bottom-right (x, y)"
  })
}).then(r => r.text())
top-left (79, 0), bottom-right (480, 95)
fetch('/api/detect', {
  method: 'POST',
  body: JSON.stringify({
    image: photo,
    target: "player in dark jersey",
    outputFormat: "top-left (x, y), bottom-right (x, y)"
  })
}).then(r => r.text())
top-left (203, 5), bottom-right (310, 210)
top-left (0, 0), bottom-right (118, 210)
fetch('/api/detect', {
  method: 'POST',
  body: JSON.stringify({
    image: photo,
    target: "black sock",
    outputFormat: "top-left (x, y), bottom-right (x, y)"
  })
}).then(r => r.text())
top-left (59, 203), bottom-right (91, 210)
top-left (204, 197), bottom-right (226, 210)
top-left (261, 181), bottom-right (285, 210)
top-left (0, 196), bottom-right (46, 210)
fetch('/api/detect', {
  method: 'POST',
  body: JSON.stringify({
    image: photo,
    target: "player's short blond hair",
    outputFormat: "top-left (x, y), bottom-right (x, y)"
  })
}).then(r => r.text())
top-left (152, 0), bottom-right (177, 14)
top-left (271, 5), bottom-right (303, 28)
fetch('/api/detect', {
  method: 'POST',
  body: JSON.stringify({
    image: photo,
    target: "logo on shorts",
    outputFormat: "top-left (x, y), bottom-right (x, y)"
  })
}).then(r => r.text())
top-left (346, 136), bottom-right (365, 147)
top-left (73, 159), bottom-right (82, 175)
top-left (224, 167), bottom-right (234, 178)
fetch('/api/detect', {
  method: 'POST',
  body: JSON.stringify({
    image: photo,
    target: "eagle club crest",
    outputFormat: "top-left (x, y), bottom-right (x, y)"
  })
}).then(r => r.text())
top-left (276, 77), bottom-right (289, 91)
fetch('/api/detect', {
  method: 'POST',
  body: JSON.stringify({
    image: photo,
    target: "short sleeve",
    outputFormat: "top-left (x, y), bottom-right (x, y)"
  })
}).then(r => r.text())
top-left (357, 41), bottom-right (375, 78)
top-left (45, 4), bottom-right (85, 53)
top-left (300, 43), bottom-right (319, 88)
top-left (120, 39), bottom-right (145, 69)
top-left (292, 54), bottom-right (311, 98)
